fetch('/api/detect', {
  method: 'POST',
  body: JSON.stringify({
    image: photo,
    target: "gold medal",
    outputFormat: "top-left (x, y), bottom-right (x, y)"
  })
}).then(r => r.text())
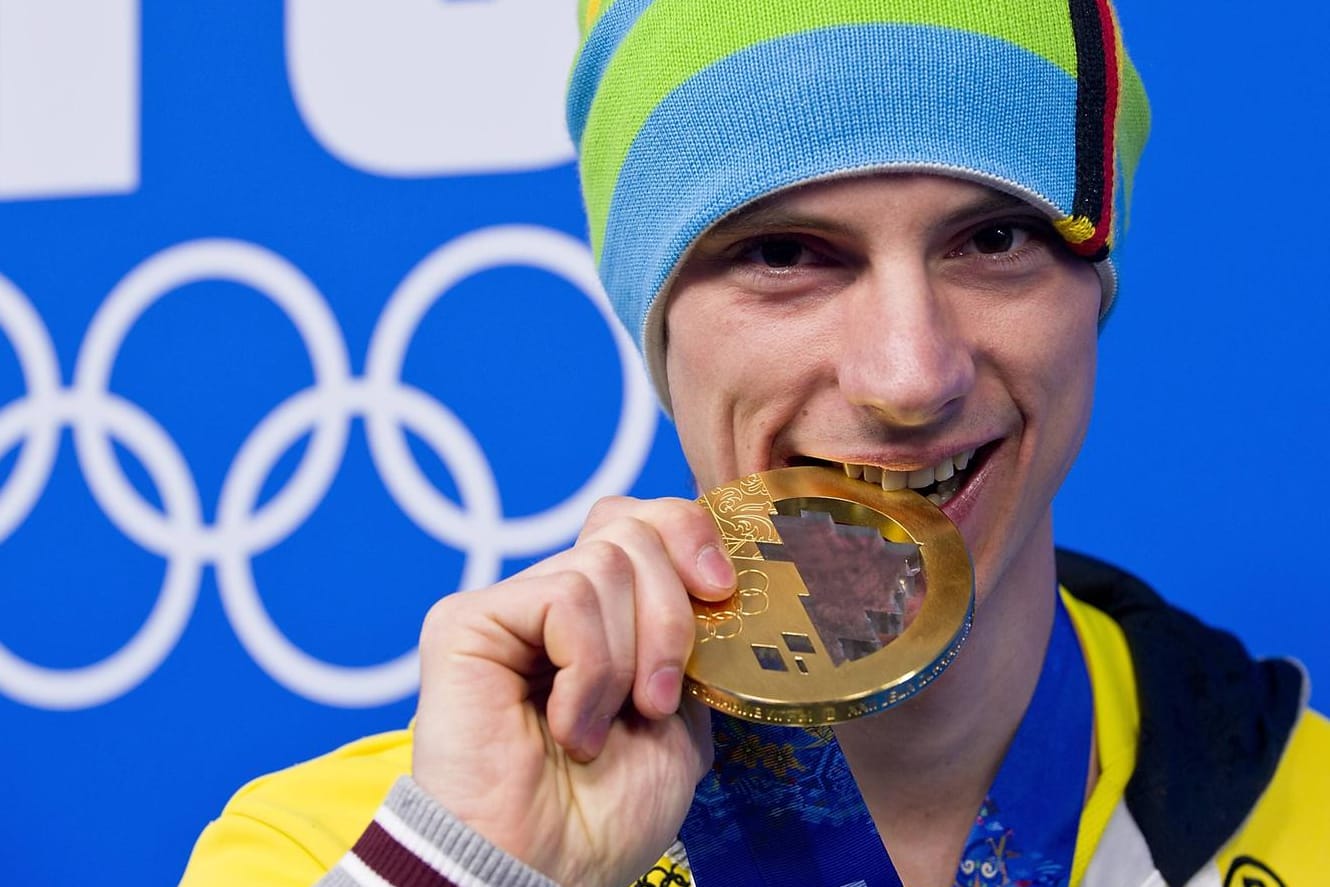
top-left (685, 465), bottom-right (973, 726)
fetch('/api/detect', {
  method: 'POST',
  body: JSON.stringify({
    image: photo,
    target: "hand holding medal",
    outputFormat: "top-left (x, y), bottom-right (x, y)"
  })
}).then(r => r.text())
top-left (408, 467), bottom-right (975, 886)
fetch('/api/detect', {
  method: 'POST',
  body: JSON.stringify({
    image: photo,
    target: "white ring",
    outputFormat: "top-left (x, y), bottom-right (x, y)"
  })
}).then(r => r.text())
top-left (0, 392), bottom-right (203, 710)
top-left (71, 239), bottom-right (353, 559)
top-left (365, 225), bottom-right (657, 556)
top-left (0, 274), bottom-right (63, 543)
top-left (215, 381), bottom-right (502, 706)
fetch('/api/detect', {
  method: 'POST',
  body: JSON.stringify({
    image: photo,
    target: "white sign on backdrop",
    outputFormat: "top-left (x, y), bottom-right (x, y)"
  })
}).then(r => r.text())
top-left (0, 0), bottom-right (139, 199)
top-left (285, 0), bottom-right (580, 176)
top-left (0, 0), bottom-right (580, 202)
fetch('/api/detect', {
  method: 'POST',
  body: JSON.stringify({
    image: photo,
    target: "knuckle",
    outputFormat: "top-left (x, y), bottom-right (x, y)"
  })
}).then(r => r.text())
top-left (574, 538), bottom-right (635, 586)
top-left (546, 570), bottom-right (600, 612)
top-left (657, 498), bottom-right (719, 541)
top-left (561, 665), bottom-right (611, 708)
top-left (418, 594), bottom-right (465, 647)
top-left (612, 515), bottom-right (661, 549)
top-left (596, 494), bottom-right (635, 510)
top-left (648, 598), bottom-right (697, 657)
top-left (658, 595), bottom-right (697, 640)
top-left (582, 494), bottom-right (634, 528)
top-left (578, 652), bottom-right (619, 697)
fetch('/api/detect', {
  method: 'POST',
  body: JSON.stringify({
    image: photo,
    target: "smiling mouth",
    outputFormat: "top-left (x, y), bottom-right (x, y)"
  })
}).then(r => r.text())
top-left (794, 446), bottom-right (990, 507)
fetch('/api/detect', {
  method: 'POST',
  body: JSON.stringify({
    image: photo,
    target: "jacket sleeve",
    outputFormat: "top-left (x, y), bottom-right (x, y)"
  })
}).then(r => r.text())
top-left (315, 778), bottom-right (559, 887)
top-left (179, 750), bottom-right (689, 887)
top-left (180, 776), bottom-right (558, 887)
top-left (316, 780), bottom-right (698, 887)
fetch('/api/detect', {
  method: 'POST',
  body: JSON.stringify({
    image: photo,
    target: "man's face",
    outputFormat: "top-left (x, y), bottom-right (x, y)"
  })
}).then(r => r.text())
top-left (664, 173), bottom-right (1102, 604)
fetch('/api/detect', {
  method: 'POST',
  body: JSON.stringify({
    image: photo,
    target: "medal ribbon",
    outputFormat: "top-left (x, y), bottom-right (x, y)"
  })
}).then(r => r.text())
top-left (679, 594), bottom-right (1092, 887)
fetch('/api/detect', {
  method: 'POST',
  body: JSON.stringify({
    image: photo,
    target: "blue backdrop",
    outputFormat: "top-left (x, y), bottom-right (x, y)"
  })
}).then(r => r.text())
top-left (0, 2), bottom-right (1325, 885)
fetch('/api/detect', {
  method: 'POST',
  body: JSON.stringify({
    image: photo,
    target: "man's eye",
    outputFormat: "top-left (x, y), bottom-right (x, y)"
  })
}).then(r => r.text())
top-left (956, 223), bottom-right (1037, 257)
top-left (742, 238), bottom-right (811, 268)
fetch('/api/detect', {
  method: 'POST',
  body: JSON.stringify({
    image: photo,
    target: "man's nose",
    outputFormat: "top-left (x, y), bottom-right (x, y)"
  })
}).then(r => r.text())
top-left (834, 267), bottom-right (975, 427)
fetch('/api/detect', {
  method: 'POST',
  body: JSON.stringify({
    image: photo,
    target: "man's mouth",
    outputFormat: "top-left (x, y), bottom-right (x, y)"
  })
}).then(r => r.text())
top-left (794, 446), bottom-right (990, 507)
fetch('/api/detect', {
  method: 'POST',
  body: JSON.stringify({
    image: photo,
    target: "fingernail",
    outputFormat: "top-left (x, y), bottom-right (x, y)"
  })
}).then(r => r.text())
top-left (697, 545), bottom-right (735, 590)
top-left (647, 666), bottom-right (683, 714)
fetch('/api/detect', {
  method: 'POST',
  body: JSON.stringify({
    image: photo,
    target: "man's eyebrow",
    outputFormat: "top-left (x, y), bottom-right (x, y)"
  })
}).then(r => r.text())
top-left (704, 189), bottom-right (1040, 241)
top-left (705, 206), bottom-right (857, 240)
top-left (930, 191), bottom-right (1036, 233)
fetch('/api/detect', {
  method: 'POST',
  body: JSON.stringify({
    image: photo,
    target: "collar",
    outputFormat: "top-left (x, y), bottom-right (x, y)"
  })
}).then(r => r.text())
top-left (1057, 549), bottom-right (1305, 885)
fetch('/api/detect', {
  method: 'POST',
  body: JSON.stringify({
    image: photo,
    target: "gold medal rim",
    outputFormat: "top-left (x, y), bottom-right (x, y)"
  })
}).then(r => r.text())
top-left (684, 466), bottom-right (975, 726)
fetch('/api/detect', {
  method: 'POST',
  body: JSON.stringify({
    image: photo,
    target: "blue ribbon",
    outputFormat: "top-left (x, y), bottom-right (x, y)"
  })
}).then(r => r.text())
top-left (680, 595), bottom-right (1092, 887)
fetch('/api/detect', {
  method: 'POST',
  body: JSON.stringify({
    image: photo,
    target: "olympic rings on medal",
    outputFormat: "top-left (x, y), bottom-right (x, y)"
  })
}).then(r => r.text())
top-left (695, 568), bottom-right (771, 643)
top-left (0, 225), bottom-right (658, 710)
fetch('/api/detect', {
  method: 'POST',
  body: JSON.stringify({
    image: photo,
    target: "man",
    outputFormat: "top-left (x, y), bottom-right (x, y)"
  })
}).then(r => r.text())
top-left (181, 2), bottom-right (1328, 885)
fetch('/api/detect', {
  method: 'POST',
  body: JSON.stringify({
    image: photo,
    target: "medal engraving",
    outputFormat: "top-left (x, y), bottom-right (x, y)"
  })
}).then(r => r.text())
top-left (686, 466), bottom-right (974, 725)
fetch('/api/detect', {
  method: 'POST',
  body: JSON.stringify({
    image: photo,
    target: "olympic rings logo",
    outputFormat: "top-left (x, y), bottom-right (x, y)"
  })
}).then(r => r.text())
top-left (0, 225), bottom-right (658, 711)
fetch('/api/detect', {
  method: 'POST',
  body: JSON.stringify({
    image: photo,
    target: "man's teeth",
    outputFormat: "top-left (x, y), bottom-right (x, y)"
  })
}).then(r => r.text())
top-left (840, 449), bottom-right (977, 504)
top-left (907, 466), bottom-right (933, 488)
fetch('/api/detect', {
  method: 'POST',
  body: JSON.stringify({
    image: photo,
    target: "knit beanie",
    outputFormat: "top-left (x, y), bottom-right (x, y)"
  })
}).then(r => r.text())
top-left (567, 0), bottom-right (1151, 407)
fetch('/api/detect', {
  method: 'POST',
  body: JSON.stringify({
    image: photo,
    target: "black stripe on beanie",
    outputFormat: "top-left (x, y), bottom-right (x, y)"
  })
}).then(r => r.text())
top-left (1067, 0), bottom-right (1111, 260)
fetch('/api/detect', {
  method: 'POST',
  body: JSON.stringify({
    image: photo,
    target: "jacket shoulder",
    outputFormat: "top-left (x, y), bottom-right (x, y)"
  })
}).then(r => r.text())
top-left (1214, 708), bottom-right (1330, 883)
top-left (180, 729), bottom-right (412, 886)
top-left (1056, 549), bottom-right (1308, 885)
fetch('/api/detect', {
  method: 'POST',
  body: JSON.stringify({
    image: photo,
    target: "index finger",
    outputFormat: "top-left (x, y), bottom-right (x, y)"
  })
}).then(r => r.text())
top-left (579, 496), bottom-right (735, 601)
